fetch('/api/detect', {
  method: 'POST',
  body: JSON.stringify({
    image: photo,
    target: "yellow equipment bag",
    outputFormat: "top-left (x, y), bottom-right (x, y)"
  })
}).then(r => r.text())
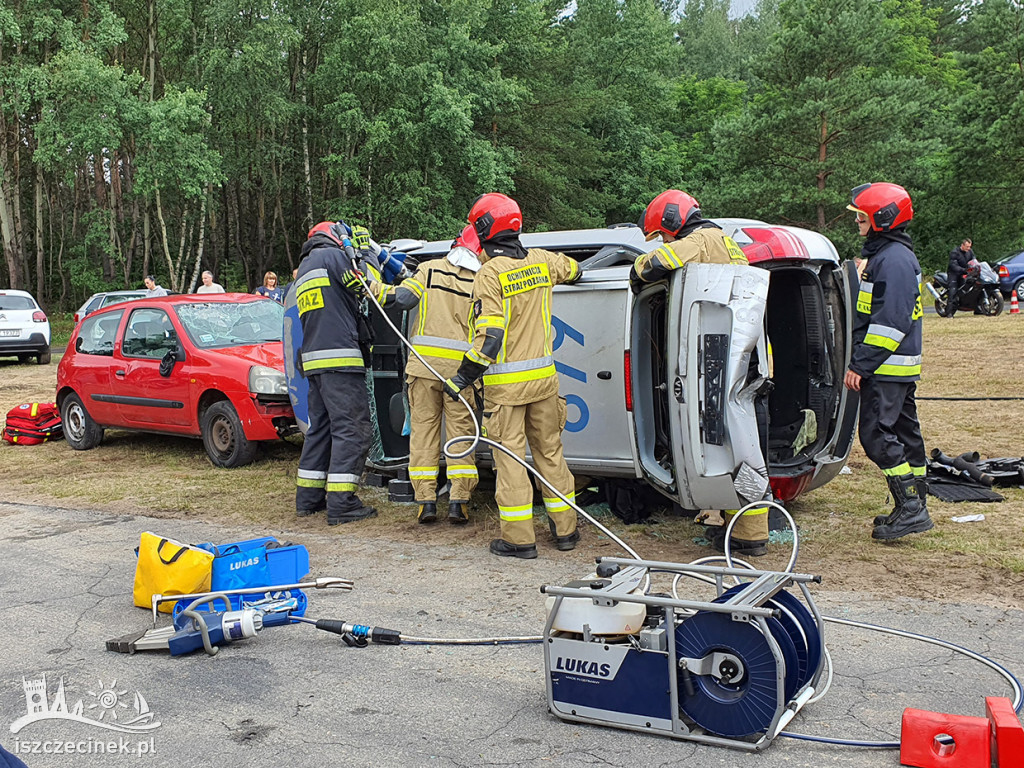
top-left (133, 532), bottom-right (215, 613)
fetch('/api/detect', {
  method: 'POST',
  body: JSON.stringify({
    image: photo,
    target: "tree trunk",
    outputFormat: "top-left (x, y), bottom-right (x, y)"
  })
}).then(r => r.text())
top-left (816, 112), bottom-right (828, 231)
top-left (187, 189), bottom-right (209, 292)
top-left (154, 183), bottom-right (176, 289)
top-left (35, 164), bottom-right (45, 303)
top-left (143, 207), bottom-right (151, 280)
top-left (301, 48), bottom-right (313, 228)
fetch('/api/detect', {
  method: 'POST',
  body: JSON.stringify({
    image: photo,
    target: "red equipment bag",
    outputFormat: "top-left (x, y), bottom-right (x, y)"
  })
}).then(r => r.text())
top-left (2, 402), bottom-right (63, 445)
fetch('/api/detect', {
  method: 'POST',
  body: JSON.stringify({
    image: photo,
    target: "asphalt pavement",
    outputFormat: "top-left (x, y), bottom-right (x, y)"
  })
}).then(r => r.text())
top-left (0, 500), bottom-right (1020, 767)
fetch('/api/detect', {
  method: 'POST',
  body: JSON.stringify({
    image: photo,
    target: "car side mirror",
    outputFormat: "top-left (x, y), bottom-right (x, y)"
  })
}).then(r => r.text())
top-left (159, 345), bottom-right (184, 377)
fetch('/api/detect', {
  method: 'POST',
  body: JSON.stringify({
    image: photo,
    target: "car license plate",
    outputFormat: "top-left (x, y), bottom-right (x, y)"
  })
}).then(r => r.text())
top-left (0, 329), bottom-right (19, 337)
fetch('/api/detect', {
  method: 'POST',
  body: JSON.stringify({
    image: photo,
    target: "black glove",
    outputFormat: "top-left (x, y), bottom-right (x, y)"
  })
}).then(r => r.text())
top-left (443, 373), bottom-right (474, 401)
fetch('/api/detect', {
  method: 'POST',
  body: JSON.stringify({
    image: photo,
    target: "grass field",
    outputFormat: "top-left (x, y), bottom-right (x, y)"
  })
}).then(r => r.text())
top-left (2, 311), bottom-right (1022, 607)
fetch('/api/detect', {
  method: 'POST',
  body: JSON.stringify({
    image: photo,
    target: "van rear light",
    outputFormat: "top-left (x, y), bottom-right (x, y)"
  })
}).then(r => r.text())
top-left (623, 350), bottom-right (633, 412)
top-left (999, 265), bottom-right (1009, 278)
top-left (769, 471), bottom-right (814, 502)
top-left (32, 310), bottom-right (47, 323)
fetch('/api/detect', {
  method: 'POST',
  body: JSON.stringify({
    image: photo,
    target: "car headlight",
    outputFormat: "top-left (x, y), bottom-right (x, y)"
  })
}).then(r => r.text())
top-left (249, 365), bottom-right (288, 396)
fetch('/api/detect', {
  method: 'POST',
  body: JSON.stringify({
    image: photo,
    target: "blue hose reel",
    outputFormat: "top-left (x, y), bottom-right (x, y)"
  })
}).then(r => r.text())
top-left (542, 557), bottom-right (824, 752)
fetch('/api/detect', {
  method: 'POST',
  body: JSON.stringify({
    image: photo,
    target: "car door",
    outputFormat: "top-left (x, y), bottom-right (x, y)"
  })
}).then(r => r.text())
top-left (68, 309), bottom-right (125, 426)
top-left (663, 264), bottom-right (771, 511)
top-left (115, 307), bottom-right (193, 428)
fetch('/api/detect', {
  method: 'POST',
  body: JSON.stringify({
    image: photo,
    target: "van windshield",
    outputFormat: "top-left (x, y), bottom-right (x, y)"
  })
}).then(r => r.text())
top-left (175, 301), bottom-right (283, 348)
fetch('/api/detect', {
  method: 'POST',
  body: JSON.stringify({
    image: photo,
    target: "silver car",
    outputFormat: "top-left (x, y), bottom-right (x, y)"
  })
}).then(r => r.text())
top-left (370, 222), bottom-right (858, 508)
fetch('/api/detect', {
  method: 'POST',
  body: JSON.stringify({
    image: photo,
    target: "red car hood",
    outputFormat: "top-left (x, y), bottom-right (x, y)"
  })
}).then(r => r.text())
top-left (202, 342), bottom-right (285, 371)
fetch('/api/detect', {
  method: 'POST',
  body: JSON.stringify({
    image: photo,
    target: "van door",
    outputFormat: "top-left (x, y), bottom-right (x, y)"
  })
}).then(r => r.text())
top-left (549, 274), bottom-right (636, 476)
top-left (664, 264), bottom-right (771, 510)
top-left (806, 259), bottom-right (860, 491)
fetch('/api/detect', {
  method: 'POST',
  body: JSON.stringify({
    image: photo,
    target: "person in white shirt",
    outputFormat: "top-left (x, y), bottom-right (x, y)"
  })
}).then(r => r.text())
top-left (196, 271), bottom-right (225, 294)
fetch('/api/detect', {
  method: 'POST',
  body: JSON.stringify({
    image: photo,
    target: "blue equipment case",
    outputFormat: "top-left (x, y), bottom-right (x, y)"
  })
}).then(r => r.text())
top-left (172, 537), bottom-right (311, 627)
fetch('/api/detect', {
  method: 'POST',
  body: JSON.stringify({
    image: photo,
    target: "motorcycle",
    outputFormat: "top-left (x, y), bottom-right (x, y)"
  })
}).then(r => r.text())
top-left (928, 259), bottom-right (1004, 317)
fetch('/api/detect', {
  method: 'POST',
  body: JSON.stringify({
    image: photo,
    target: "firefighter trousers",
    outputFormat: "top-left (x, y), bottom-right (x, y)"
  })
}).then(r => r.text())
top-left (407, 375), bottom-right (479, 503)
top-left (484, 393), bottom-right (574, 547)
top-left (296, 372), bottom-right (371, 515)
top-left (858, 378), bottom-right (926, 478)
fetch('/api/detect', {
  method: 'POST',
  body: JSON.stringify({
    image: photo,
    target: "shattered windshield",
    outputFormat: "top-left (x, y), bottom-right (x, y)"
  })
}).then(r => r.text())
top-left (175, 300), bottom-right (283, 349)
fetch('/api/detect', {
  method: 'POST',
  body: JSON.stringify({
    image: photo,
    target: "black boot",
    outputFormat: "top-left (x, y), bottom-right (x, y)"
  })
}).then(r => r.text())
top-left (328, 506), bottom-right (377, 525)
top-left (873, 475), bottom-right (933, 540)
top-left (711, 530), bottom-right (768, 558)
top-left (447, 501), bottom-right (469, 525)
top-left (417, 502), bottom-right (437, 524)
top-left (547, 518), bottom-right (580, 551)
top-left (489, 539), bottom-right (538, 559)
top-left (873, 476), bottom-right (928, 526)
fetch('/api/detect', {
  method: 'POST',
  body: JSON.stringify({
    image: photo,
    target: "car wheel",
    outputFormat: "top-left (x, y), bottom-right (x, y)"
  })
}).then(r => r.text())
top-left (201, 401), bottom-right (258, 468)
top-left (37, 349), bottom-right (51, 365)
top-left (61, 393), bottom-right (104, 450)
top-left (1014, 280), bottom-right (1024, 303)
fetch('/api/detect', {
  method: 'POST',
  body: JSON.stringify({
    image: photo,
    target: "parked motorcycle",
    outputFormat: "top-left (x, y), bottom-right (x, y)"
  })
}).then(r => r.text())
top-left (928, 259), bottom-right (1004, 316)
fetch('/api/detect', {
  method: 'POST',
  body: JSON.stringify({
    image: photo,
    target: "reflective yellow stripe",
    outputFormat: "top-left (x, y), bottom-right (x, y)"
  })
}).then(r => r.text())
top-left (483, 363), bottom-right (556, 386)
top-left (857, 290), bottom-right (872, 314)
top-left (466, 348), bottom-right (489, 366)
top-left (326, 482), bottom-right (358, 492)
top-left (298, 277), bottom-right (330, 292)
top-left (656, 245), bottom-right (683, 269)
top-left (874, 362), bottom-right (921, 377)
top-left (911, 465), bottom-right (926, 477)
top-left (408, 466), bottom-right (439, 478)
top-left (414, 345), bottom-right (466, 361)
top-left (726, 506), bottom-right (769, 516)
top-left (475, 316), bottom-right (506, 330)
top-left (404, 279), bottom-right (426, 298)
top-left (446, 466), bottom-right (478, 478)
top-left (303, 357), bottom-right (364, 371)
top-left (543, 494), bottom-right (574, 513)
top-left (864, 333), bottom-right (901, 352)
top-left (499, 503), bottom-right (534, 521)
top-left (30, 403), bottom-right (38, 417)
top-left (296, 477), bottom-right (326, 488)
top-left (882, 462), bottom-right (911, 477)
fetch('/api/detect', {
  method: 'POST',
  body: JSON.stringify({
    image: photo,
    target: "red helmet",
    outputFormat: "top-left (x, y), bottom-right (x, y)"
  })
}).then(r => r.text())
top-left (847, 183), bottom-right (913, 232)
top-left (468, 193), bottom-right (522, 241)
top-left (453, 224), bottom-right (482, 255)
top-left (307, 221), bottom-right (347, 245)
top-left (641, 190), bottom-right (701, 241)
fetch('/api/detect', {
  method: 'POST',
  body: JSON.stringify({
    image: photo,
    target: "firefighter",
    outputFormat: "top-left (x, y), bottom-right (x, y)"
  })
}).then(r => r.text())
top-left (443, 193), bottom-right (583, 559)
top-left (632, 189), bottom-right (773, 557)
top-left (364, 226), bottom-right (485, 524)
top-left (293, 221), bottom-right (377, 525)
top-left (845, 183), bottom-right (932, 540)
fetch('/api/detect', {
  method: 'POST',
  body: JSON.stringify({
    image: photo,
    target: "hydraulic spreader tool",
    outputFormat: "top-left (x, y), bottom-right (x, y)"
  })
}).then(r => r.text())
top-left (540, 556), bottom-right (824, 751)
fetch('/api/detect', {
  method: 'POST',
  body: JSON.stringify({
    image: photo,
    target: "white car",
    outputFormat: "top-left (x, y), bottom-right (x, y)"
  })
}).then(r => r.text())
top-left (0, 289), bottom-right (51, 365)
top-left (369, 222), bottom-right (858, 508)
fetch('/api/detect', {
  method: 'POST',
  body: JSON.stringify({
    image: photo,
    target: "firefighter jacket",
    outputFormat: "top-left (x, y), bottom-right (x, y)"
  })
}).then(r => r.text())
top-left (294, 234), bottom-right (368, 375)
top-left (850, 231), bottom-right (923, 382)
top-left (377, 249), bottom-right (478, 380)
top-left (463, 248), bottom-right (581, 406)
top-left (630, 223), bottom-right (747, 289)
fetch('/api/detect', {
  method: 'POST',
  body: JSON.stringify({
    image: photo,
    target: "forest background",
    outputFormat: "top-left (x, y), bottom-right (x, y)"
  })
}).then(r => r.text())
top-left (0, 0), bottom-right (1020, 307)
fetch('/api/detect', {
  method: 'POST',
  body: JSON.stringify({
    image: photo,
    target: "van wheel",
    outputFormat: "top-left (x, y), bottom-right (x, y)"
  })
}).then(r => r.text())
top-left (62, 393), bottom-right (104, 450)
top-left (201, 401), bottom-right (258, 468)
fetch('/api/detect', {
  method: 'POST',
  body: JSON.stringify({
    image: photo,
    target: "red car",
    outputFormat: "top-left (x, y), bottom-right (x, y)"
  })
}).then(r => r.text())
top-left (56, 294), bottom-right (295, 467)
